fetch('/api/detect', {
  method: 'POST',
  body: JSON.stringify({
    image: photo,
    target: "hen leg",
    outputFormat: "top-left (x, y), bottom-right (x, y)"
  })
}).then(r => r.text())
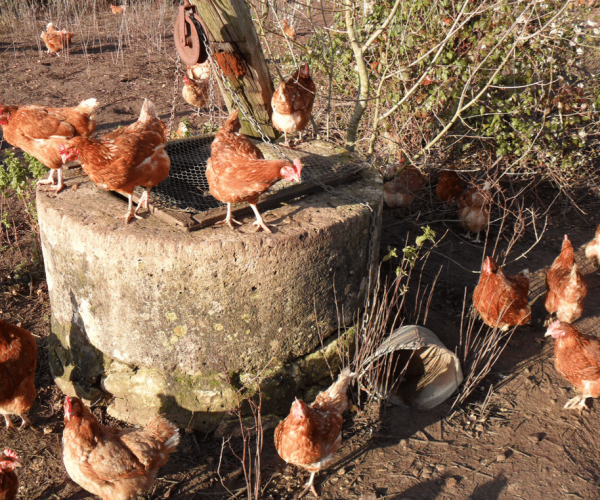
top-left (134, 189), bottom-right (150, 216)
top-left (215, 203), bottom-right (242, 230)
top-left (250, 204), bottom-right (272, 233)
top-left (4, 415), bottom-right (14, 429)
top-left (19, 414), bottom-right (32, 429)
top-left (298, 472), bottom-right (318, 498)
top-left (474, 231), bottom-right (482, 243)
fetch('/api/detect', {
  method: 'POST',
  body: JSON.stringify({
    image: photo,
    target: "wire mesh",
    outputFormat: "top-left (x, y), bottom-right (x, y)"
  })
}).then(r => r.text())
top-left (137, 135), bottom-right (368, 217)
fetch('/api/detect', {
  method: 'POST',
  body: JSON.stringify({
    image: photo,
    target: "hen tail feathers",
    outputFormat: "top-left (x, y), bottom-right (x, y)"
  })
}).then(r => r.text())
top-left (327, 367), bottom-right (356, 399)
top-left (75, 98), bottom-right (99, 115)
top-left (138, 99), bottom-right (158, 124)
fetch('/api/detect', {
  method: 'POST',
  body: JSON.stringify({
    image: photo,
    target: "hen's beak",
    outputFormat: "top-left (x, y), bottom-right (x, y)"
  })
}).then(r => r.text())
top-left (14, 461), bottom-right (22, 468)
top-left (544, 330), bottom-right (553, 337)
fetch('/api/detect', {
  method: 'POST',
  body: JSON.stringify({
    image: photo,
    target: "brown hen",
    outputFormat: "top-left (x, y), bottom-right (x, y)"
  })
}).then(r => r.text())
top-left (436, 170), bottom-right (463, 203)
top-left (272, 63), bottom-right (316, 146)
top-left (0, 98), bottom-right (98, 192)
top-left (545, 235), bottom-right (587, 323)
top-left (472, 256), bottom-right (530, 331)
top-left (62, 397), bottom-right (179, 500)
top-left (0, 450), bottom-right (21, 500)
top-left (275, 368), bottom-right (355, 498)
top-left (545, 321), bottom-right (600, 411)
top-left (383, 165), bottom-right (424, 208)
top-left (0, 320), bottom-right (37, 429)
top-left (110, 4), bottom-right (126, 14)
top-left (182, 75), bottom-right (208, 112)
top-left (206, 109), bottom-right (302, 233)
top-left (59, 99), bottom-right (170, 224)
top-left (281, 20), bottom-right (297, 40)
top-left (457, 184), bottom-right (490, 242)
top-left (41, 23), bottom-right (74, 56)
top-left (585, 224), bottom-right (600, 264)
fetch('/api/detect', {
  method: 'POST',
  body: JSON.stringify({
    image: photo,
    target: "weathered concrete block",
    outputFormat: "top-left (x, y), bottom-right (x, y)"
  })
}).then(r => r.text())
top-left (38, 140), bottom-right (381, 431)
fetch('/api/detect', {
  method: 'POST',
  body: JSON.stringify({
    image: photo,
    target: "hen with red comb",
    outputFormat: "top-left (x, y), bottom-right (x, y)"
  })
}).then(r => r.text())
top-left (62, 396), bottom-right (179, 500)
top-left (274, 368), bottom-right (354, 497)
top-left (0, 449), bottom-right (21, 500)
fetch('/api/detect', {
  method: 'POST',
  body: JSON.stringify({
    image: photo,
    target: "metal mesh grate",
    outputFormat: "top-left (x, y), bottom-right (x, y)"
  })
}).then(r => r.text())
top-left (139, 135), bottom-right (367, 218)
top-left (152, 135), bottom-right (217, 212)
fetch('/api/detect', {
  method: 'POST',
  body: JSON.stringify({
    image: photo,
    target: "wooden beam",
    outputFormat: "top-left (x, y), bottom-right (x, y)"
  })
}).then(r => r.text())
top-left (190, 0), bottom-right (277, 140)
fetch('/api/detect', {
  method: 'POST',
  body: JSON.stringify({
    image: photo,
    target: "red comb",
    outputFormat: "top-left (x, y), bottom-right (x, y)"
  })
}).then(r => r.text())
top-left (3, 450), bottom-right (18, 461)
top-left (65, 396), bottom-right (72, 413)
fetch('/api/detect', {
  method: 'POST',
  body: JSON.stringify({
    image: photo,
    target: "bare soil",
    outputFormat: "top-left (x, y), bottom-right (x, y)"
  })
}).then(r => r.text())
top-left (2, 10), bottom-right (600, 500)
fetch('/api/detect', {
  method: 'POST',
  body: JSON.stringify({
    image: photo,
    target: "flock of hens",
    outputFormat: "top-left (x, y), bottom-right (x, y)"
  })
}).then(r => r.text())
top-left (0, 8), bottom-right (360, 500)
top-left (2, 6), bottom-right (600, 500)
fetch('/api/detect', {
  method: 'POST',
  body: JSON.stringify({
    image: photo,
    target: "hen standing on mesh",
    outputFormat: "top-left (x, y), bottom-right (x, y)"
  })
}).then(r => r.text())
top-left (472, 256), bottom-right (530, 330)
top-left (0, 449), bottom-right (21, 500)
top-left (0, 319), bottom-right (37, 430)
top-left (205, 109), bottom-right (302, 233)
top-left (58, 99), bottom-right (170, 224)
top-left (275, 368), bottom-right (355, 498)
top-left (545, 321), bottom-right (600, 411)
top-left (0, 98), bottom-right (98, 192)
top-left (41, 23), bottom-right (74, 56)
top-left (271, 63), bottom-right (316, 147)
top-left (545, 235), bottom-right (587, 323)
top-left (62, 397), bottom-right (179, 500)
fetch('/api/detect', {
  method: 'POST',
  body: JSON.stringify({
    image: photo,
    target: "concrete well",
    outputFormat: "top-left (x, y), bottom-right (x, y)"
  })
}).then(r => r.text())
top-left (38, 140), bottom-right (382, 431)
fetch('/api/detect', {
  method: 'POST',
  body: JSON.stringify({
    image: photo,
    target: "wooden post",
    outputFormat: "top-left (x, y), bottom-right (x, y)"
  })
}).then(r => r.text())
top-left (190, 0), bottom-right (277, 140)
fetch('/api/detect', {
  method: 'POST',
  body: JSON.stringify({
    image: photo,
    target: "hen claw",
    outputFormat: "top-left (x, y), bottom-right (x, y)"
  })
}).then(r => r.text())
top-left (298, 472), bottom-right (319, 498)
top-left (253, 220), bottom-right (273, 233)
top-left (215, 218), bottom-right (242, 230)
top-left (564, 395), bottom-right (588, 412)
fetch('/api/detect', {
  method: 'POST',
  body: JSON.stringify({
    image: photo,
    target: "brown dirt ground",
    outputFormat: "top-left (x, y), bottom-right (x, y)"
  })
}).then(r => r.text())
top-left (2, 7), bottom-right (600, 500)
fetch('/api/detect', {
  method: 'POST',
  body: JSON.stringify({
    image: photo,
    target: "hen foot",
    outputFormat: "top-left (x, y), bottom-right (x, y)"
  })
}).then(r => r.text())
top-left (117, 211), bottom-right (143, 224)
top-left (215, 218), bottom-right (243, 230)
top-left (298, 472), bottom-right (318, 498)
top-left (564, 395), bottom-right (588, 412)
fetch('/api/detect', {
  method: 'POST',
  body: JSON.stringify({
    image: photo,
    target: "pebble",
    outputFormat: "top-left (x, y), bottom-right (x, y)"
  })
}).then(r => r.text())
top-left (444, 477), bottom-right (458, 489)
top-left (338, 468), bottom-right (346, 475)
top-left (529, 432), bottom-right (546, 443)
top-left (496, 453), bottom-right (507, 462)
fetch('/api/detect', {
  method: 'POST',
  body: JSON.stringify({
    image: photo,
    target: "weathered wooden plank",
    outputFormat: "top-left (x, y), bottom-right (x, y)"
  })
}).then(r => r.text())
top-left (190, 0), bottom-right (277, 140)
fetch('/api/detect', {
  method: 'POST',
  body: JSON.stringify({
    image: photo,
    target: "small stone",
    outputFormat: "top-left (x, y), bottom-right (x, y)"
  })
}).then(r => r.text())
top-left (435, 464), bottom-right (446, 472)
top-left (529, 432), bottom-right (546, 443)
top-left (43, 427), bottom-right (53, 435)
top-left (338, 468), bottom-right (346, 475)
top-left (496, 453), bottom-right (507, 462)
top-left (444, 477), bottom-right (458, 489)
